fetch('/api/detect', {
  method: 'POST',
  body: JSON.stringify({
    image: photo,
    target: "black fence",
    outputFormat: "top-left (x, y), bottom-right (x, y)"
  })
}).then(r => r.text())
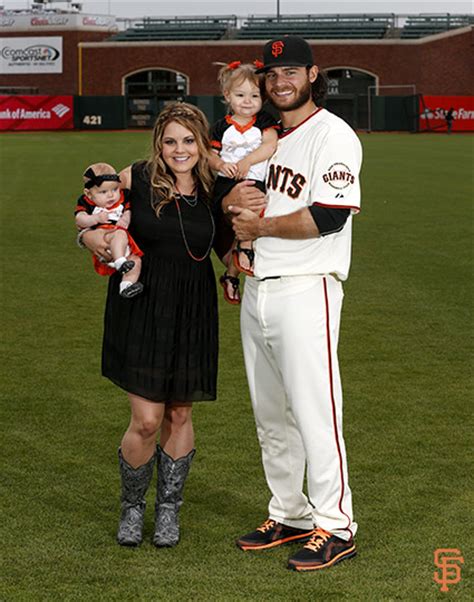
top-left (72, 94), bottom-right (419, 132)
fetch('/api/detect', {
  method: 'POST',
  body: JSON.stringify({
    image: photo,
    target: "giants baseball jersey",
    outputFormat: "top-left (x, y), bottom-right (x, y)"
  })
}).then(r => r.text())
top-left (211, 112), bottom-right (278, 182)
top-left (254, 108), bottom-right (362, 281)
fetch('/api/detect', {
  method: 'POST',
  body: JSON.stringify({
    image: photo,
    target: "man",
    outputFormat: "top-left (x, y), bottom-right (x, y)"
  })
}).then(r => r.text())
top-left (445, 107), bottom-right (454, 134)
top-left (224, 36), bottom-right (362, 571)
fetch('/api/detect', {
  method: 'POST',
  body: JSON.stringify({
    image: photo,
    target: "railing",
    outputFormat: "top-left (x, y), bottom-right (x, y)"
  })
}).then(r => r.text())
top-left (140, 15), bottom-right (238, 26)
top-left (109, 15), bottom-right (238, 41)
top-left (112, 13), bottom-right (472, 41)
top-left (401, 13), bottom-right (473, 38)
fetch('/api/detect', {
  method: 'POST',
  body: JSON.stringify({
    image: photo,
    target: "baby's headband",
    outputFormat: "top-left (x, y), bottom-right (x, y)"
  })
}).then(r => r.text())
top-left (83, 167), bottom-right (120, 189)
top-left (226, 60), bottom-right (264, 70)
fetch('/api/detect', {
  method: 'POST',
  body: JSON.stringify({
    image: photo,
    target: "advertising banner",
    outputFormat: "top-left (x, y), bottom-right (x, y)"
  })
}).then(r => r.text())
top-left (419, 95), bottom-right (474, 132)
top-left (0, 36), bottom-right (62, 74)
top-left (0, 13), bottom-right (116, 32)
top-left (0, 95), bottom-right (73, 130)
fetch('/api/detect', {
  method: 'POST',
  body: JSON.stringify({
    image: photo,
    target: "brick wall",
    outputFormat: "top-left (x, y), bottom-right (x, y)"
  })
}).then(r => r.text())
top-left (1, 27), bottom-right (472, 97)
top-left (0, 30), bottom-right (109, 95)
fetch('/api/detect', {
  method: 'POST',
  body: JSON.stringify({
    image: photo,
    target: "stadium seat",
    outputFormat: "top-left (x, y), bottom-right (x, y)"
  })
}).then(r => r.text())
top-left (236, 14), bottom-right (394, 40)
top-left (108, 12), bottom-right (473, 43)
top-left (109, 16), bottom-right (237, 41)
top-left (401, 14), bottom-right (472, 38)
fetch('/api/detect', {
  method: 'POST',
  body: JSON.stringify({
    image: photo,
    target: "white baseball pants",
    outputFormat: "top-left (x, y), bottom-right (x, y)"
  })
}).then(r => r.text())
top-left (241, 274), bottom-right (357, 540)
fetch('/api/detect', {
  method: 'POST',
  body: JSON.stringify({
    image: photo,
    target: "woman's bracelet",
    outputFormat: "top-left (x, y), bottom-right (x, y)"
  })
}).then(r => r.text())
top-left (76, 227), bottom-right (91, 249)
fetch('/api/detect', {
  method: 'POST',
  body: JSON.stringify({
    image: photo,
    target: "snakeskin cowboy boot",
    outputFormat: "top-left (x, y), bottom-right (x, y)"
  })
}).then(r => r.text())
top-left (117, 448), bottom-right (156, 546)
top-left (153, 446), bottom-right (195, 547)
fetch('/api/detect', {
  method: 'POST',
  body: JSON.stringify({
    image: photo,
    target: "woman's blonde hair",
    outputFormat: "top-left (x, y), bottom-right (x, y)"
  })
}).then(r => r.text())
top-left (216, 62), bottom-right (261, 105)
top-left (147, 102), bottom-right (214, 216)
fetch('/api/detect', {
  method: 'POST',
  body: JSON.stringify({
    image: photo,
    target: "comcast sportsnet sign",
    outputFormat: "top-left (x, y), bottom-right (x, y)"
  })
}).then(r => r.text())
top-left (0, 37), bottom-right (62, 74)
top-left (0, 95), bottom-right (73, 130)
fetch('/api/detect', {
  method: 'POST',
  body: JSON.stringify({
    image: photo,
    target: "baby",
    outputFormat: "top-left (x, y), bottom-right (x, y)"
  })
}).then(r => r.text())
top-left (74, 163), bottom-right (143, 298)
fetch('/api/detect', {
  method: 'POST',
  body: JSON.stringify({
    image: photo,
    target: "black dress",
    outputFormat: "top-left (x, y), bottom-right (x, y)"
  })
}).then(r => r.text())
top-left (102, 161), bottom-right (218, 402)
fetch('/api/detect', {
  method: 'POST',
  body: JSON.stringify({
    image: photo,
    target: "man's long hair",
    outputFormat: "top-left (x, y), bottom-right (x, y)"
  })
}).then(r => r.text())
top-left (311, 70), bottom-right (328, 105)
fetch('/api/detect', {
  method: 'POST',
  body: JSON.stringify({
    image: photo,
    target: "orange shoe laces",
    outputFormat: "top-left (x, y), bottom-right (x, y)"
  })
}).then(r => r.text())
top-left (256, 519), bottom-right (276, 533)
top-left (304, 528), bottom-right (331, 552)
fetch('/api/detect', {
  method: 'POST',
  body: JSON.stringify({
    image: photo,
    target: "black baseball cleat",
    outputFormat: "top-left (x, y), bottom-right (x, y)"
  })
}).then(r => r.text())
top-left (287, 528), bottom-right (356, 571)
top-left (236, 519), bottom-right (313, 551)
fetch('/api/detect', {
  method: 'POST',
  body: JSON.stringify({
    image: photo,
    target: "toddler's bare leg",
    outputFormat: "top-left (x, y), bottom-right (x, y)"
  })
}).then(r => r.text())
top-left (238, 240), bottom-right (254, 272)
top-left (227, 240), bottom-right (240, 278)
top-left (219, 239), bottom-right (241, 305)
top-left (232, 238), bottom-right (254, 275)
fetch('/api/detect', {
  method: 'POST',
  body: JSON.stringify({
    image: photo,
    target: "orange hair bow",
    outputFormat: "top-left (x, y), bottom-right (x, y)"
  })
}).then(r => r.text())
top-left (253, 60), bottom-right (264, 69)
top-left (227, 60), bottom-right (241, 70)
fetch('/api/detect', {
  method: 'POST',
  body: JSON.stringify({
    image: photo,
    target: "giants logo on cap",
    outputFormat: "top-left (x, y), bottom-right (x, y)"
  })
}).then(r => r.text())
top-left (271, 41), bottom-right (285, 58)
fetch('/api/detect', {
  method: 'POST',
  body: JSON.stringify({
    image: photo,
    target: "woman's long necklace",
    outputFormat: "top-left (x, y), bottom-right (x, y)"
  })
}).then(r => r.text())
top-left (174, 183), bottom-right (215, 262)
top-left (176, 186), bottom-right (198, 207)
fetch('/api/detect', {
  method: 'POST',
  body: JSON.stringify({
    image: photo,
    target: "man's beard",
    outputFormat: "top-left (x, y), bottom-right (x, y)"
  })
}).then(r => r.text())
top-left (269, 79), bottom-right (312, 112)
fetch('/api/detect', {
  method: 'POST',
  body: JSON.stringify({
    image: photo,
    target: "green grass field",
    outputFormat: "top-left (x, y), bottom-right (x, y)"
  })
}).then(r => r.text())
top-left (1, 131), bottom-right (472, 601)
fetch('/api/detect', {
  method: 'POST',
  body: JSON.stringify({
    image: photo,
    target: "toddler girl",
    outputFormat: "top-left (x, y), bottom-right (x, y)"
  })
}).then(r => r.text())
top-left (209, 61), bottom-right (278, 303)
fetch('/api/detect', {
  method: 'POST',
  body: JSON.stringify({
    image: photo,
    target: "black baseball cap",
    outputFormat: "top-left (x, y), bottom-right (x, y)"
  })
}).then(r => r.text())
top-left (256, 36), bottom-right (314, 73)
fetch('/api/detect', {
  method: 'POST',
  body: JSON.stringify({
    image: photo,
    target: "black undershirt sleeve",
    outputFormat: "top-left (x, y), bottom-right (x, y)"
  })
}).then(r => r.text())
top-left (308, 205), bottom-right (350, 236)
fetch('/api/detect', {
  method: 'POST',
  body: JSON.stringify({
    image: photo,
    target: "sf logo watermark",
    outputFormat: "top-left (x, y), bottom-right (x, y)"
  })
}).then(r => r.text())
top-left (433, 549), bottom-right (464, 592)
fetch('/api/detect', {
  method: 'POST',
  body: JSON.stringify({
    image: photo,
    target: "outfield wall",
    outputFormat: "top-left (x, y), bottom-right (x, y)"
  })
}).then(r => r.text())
top-left (419, 95), bottom-right (474, 132)
top-left (2, 93), bottom-right (473, 132)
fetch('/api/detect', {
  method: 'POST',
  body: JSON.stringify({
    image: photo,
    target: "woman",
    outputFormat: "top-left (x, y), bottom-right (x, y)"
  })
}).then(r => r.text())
top-left (82, 103), bottom-right (231, 548)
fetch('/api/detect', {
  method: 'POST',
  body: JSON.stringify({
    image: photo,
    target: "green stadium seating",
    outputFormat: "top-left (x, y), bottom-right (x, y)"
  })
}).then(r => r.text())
top-left (236, 14), bottom-right (394, 40)
top-left (108, 13), bottom-right (473, 43)
top-left (401, 14), bottom-right (473, 38)
top-left (109, 16), bottom-right (237, 41)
